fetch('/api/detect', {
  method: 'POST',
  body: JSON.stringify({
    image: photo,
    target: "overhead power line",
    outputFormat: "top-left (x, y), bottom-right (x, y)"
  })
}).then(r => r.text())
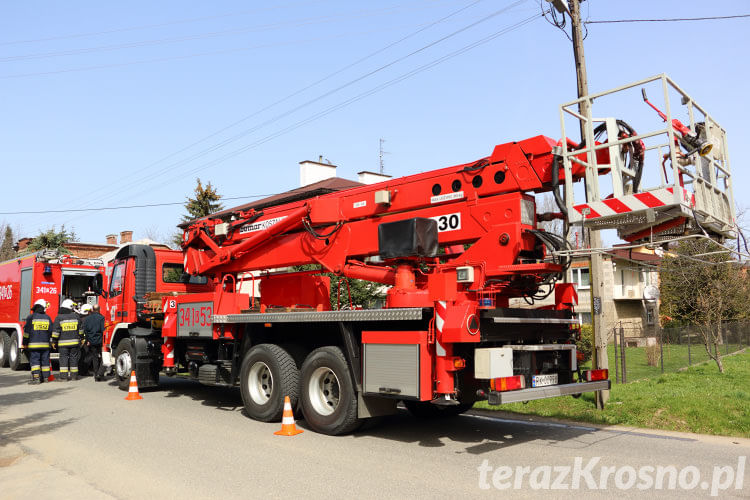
top-left (0, 1), bottom-right (316, 46)
top-left (0, 4), bottom-right (424, 63)
top-left (0, 195), bottom-right (272, 215)
top-left (9, 10), bottom-right (539, 219)
top-left (131, 11), bottom-right (544, 201)
top-left (43, 7), bottom-right (541, 232)
top-left (34, 1), bottom-right (500, 224)
top-left (15, 0), bottom-right (488, 231)
top-left (585, 14), bottom-right (750, 24)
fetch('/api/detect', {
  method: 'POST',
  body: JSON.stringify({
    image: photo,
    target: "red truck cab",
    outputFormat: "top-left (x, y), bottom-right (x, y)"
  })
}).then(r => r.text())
top-left (102, 244), bottom-right (212, 384)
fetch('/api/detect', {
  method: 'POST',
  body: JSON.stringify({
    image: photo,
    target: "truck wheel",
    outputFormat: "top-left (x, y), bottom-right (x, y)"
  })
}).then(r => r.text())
top-left (8, 335), bottom-right (26, 371)
top-left (300, 346), bottom-right (362, 435)
top-left (114, 338), bottom-right (135, 391)
top-left (0, 331), bottom-right (10, 367)
top-left (240, 344), bottom-right (299, 422)
top-left (404, 400), bottom-right (474, 418)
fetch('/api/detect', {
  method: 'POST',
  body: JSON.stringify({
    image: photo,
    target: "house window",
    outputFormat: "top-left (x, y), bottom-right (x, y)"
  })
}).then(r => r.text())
top-left (578, 312), bottom-right (592, 324)
top-left (646, 307), bottom-right (655, 325)
top-left (572, 268), bottom-right (590, 289)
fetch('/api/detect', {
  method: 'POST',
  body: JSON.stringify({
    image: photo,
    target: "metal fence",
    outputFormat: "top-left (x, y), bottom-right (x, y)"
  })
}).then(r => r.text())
top-left (610, 321), bottom-right (750, 383)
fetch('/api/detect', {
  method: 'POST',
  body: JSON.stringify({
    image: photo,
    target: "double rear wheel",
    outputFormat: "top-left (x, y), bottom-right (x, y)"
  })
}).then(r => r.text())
top-left (239, 344), bottom-right (362, 435)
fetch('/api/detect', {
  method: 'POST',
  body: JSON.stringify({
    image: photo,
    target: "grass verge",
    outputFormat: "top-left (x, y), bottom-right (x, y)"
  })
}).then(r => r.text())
top-left (474, 351), bottom-right (750, 438)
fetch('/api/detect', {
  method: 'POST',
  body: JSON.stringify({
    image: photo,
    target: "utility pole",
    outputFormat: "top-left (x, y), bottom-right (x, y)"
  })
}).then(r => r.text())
top-left (567, 0), bottom-right (609, 408)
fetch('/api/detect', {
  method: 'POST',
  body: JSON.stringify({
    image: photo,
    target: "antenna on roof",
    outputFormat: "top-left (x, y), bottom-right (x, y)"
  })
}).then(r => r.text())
top-left (379, 138), bottom-right (389, 174)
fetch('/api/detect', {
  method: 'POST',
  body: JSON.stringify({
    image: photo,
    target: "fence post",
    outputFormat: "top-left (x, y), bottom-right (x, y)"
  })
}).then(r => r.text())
top-left (620, 326), bottom-right (627, 384)
top-left (687, 328), bottom-right (691, 366)
top-left (725, 326), bottom-right (729, 355)
top-left (659, 324), bottom-right (664, 374)
top-left (613, 327), bottom-right (619, 384)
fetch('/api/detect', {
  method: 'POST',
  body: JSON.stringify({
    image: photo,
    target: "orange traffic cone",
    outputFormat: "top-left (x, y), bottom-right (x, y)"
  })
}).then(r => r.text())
top-left (47, 369), bottom-right (55, 382)
top-left (274, 396), bottom-right (303, 436)
top-left (124, 371), bottom-right (143, 400)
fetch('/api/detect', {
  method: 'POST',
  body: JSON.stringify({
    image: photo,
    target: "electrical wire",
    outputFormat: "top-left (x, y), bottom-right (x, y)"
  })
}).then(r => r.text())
top-left (539, 0), bottom-right (571, 41)
top-left (132, 12), bottom-right (543, 201)
top-left (13, 0), bottom-right (489, 231)
top-left (0, 4), bottom-right (432, 63)
top-left (19, 10), bottom-right (541, 236)
top-left (34, 1), bottom-right (527, 230)
top-left (585, 14), bottom-right (750, 24)
top-left (0, 195), bottom-right (274, 215)
top-left (0, 1), bottom-right (318, 46)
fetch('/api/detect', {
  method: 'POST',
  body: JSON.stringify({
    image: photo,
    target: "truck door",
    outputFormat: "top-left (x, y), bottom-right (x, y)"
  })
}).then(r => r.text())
top-left (108, 260), bottom-right (127, 324)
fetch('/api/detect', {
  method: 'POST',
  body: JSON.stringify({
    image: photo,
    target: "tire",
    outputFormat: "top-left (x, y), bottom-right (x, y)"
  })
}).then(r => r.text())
top-left (114, 338), bottom-right (135, 391)
top-left (299, 346), bottom-right (362, 435)
top-left (8, 335), bottom-right (26, 371)
top-left (239, 344), bottom-right (299, 422)
top-left (403, 400), bottom-right (474, 418)
top-left (0, 331), bottom-right (10, 367)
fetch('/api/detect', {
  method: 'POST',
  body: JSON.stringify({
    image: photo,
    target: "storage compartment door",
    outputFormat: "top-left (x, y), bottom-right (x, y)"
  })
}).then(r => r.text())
top-left (362, 331), bottom-right (431, 401)
top-left (18, 268), bottom-right (32, 321)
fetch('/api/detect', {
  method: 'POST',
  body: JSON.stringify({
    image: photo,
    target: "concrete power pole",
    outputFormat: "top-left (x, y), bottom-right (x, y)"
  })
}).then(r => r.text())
top-left (567, 0), bottom-right (609, 408)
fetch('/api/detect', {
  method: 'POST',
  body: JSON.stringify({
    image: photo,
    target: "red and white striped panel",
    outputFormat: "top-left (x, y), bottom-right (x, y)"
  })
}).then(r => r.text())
top-left (434, 301), bottom-right (447, 356)
top-left (573, 187), bottom-right (691, 219)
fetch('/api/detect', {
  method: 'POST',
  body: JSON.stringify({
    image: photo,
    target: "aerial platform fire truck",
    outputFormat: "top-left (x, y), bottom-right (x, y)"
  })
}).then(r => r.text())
top-left (102, 75), bottom-right (735, 435)
top-left (0, 250), bottom-right (105, 370)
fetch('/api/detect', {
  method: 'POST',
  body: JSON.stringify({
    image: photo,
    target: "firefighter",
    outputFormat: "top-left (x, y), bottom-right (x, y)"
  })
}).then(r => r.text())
top-left (83, 304), bottom-right (105, 381)
top-left (22, 299), bottom-right (52, 384)
top-left (52, 298), bottom-right (82, 381)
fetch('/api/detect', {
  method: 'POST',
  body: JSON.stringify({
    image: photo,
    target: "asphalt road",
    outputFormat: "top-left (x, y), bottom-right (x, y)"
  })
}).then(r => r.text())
top-left (1, 367), bottom-right (748, 499)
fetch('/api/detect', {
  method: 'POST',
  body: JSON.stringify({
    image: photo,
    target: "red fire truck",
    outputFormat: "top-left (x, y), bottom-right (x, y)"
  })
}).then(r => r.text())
top-left (102, 76), bottom-right (735, 435)
top-left (0, 250), bottom-right (105, 370)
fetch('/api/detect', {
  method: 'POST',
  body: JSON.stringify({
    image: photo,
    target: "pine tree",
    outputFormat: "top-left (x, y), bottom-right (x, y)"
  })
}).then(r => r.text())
top-left (174, 178), bottom-right (224, 247)
top-left (0, 225), bottom-right (15, 261)
top-left (181, 178), bottom-right (224, 223)
top-left (26, 225), bottom-right (78, 254)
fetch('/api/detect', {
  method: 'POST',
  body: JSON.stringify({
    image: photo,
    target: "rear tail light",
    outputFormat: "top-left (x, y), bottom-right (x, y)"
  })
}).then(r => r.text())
top-left (491, 375), bottom-right (526, 392)
top-left (584, 369), bottom-right (608, 381)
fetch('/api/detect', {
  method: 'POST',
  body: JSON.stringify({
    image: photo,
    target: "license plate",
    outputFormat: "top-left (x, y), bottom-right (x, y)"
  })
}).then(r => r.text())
top-left (532, 374), bottom-right (558, 387)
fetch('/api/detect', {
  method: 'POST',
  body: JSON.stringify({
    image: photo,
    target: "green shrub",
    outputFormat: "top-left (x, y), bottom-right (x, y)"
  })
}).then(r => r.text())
top-left (576, 324), bottom-right (593, 362)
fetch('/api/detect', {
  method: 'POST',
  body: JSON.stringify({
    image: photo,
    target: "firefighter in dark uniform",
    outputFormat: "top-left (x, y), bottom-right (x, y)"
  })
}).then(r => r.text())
top-left (82, 304), bottom-right (106, 381)
top-left (22, 299), bottom-right (52, 384)
top-left (52, 298), bottom-right (82, 381)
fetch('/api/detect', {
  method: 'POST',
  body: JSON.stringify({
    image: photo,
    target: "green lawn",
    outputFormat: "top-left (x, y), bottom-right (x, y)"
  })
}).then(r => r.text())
top-left (475, 351), bottom-right (750, 438)
top-left (607, 342), bottom-right (745, 382)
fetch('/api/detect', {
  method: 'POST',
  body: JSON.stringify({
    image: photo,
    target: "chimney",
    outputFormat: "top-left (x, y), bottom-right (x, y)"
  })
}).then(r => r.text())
top-left (120, 230), bottom-right (133, 244)
top-left (106, 234), bottom-right (117, 245)
top-left (357, 171), bottom-right (392, 185)
top-left (299, 157), bottom-right (337, 187)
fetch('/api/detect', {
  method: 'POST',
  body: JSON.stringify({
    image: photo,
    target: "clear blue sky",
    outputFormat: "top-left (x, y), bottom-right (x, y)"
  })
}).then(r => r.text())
top-left (2, 0), bottom-right (748, 245)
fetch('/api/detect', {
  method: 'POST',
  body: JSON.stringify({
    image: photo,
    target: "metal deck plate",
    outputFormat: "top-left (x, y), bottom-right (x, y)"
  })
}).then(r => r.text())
top-left (212, 308), bottom-right (424, 324)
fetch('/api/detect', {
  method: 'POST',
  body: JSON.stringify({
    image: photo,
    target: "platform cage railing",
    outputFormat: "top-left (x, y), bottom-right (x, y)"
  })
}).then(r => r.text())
top-left (557, 74), bottom-right (735, 243)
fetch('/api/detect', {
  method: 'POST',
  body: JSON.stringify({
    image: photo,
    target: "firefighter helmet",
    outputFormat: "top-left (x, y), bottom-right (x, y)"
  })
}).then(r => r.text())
top-left (61, 299), bottom-right (74, 309)
top-left (33, 298), bottom-right (47, 310)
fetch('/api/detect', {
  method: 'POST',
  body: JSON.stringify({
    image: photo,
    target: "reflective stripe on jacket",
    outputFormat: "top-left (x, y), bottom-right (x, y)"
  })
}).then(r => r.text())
top-left (23, 312), bottom-right (52, 350)
top-left (52, 311), bottom-right (81, 347)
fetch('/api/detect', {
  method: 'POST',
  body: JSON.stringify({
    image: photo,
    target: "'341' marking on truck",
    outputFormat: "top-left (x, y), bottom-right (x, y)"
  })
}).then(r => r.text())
top-left (179, 305), bottom-right (212, 327)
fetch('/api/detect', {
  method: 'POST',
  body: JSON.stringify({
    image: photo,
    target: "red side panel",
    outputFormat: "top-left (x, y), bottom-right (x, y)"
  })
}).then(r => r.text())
top-left (260, 273), bottom-right (331, 311)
